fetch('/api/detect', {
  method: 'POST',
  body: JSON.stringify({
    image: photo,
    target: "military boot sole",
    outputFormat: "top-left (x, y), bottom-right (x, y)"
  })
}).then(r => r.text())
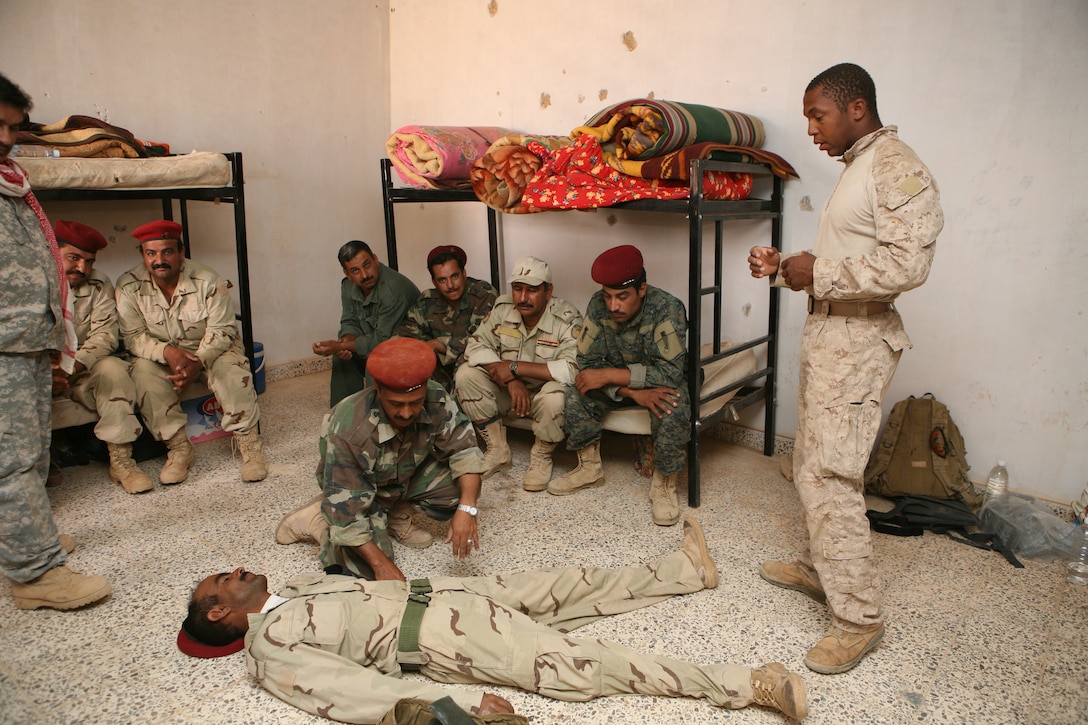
top-left (546, 475), bottom-right (604, 496)
top-left (759, 561), bottom-right (827, 604)
top-left (804, 625), bottom-right (884, 675)
top-left (109, 467), bottom-right (154, 494)
top-left (12, 579), bottom-right (112, 611)
top-left (652, 508), bottom-right (681, 526)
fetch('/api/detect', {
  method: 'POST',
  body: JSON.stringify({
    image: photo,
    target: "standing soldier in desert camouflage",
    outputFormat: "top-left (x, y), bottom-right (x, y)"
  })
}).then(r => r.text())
top-left (749, 63), bottom-right (942, 675)
top-left (275, 338), bottom-right (486, 581)
top-left (116, 220), bottom-right (267, 485)
top-left (50, 220), bottom-right (152, 493)
top-left (549, 246), bottom-right (690, 528)
top-left (395, 244), bottom-right (497, 390)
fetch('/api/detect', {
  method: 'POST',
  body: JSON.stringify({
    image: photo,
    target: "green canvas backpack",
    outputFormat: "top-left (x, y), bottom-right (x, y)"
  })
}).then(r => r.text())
top-left (864, 393), bottom-right (982, 508)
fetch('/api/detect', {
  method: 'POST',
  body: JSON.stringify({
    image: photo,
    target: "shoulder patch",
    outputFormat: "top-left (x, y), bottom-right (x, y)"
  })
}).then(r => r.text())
top-left (898, 176), bottom-right (926, 197)
top-left (654, 320), bottom-right (682, 361)
top-left (578, 318), bottom-right (598, 354)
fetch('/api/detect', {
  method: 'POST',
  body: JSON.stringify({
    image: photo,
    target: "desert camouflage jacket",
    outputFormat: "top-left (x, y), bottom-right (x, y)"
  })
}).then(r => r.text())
top-left (464, 296), bottom-right (582, 387)
top-left (71, 268), bottom-right (120, 372)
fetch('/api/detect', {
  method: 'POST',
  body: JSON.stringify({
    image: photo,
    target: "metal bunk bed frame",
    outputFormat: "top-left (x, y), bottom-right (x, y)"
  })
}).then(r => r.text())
top-left (380, 157), bottom-right (782, 507)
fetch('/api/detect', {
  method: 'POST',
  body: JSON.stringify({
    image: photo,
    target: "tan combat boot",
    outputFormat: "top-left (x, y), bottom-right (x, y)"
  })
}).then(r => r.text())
top-left (650, 469), bottom-right (680, 526)
top-left (547, 441), bottom-right (604, 496)
top-left (476, 420), bottom-right (511, 479)
top-left (159, 429), bottom-right (195, 485)
top-left (804, 624), bottom-right (884, 675)
top-left (275, 494), bottom-right (327, 544)
top-left (11, 565), bottom-right (112, 611)
top-left (107, 442), bottom-right (154, 494)
top-left (522, 439), bottom-right (557, 492)
top-left (680, 516), bottom-right (718, 589)
top-left (388, 501), bottom-right (433, 548)
top-left (234, 428), bottom-right (269, 482)
top-left (759, 560), bottom-right (827, 604)
top-left (751, 662), bottom-right (808, 720)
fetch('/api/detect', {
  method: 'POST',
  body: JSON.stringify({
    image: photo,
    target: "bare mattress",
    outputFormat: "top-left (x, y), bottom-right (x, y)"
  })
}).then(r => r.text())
top-left (19, 151), bottom-right (232, 191)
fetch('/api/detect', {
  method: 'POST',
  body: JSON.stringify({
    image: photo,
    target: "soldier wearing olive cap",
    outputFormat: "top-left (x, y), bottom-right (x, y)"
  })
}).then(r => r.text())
top-left (550, 245), bottom-right (691, 527)
top-left (51, 220), bottom-right (153, 493)
top-left (275, 337), bottom-right (486, 581)
top-left (115, 220), bottom-right (267, 486)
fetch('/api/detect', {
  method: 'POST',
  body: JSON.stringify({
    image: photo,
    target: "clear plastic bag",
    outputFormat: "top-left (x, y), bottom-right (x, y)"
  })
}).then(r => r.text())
top-left (979, 493), bottom-right (1077, 562)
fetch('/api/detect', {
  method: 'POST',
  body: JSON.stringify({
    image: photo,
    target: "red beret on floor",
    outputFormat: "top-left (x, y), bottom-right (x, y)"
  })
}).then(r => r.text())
top-left (591, 245), bottom-right (644, 287)
top-left (367, 338), bottom-right (436, 392)
top-left (54, 219), bottom-right (108, 252)
top-left (132, 220), bottom-right (184, 244)
top-left (176, 627), bottom-right (245, 659)
top-left (427, 244), bottom-right (467, 268)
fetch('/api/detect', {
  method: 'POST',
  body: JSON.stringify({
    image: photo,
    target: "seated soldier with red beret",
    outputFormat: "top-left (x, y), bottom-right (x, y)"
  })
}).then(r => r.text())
top-left (275, 337), bottom-right (486, 581)
top-left (50, 220), bottom-right (153, 493)
top-left (115, 220), bottom-right (267, 485)
top-left (550, 245), bottom-right (691, 527)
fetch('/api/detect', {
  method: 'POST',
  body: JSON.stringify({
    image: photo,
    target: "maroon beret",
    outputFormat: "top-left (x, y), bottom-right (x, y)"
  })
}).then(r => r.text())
top-left (591, 245), bottom-right (644, 287)
top-left (54, 219), bottom-right (108, 253)
top-left (427, 244), bottom-right (467, 269)
top-left (367, 338), bottom-right (436, 392)
top-left (176, 626), bottom-right (245, 659)
top-left (132, 220), bottom-right (184, 244)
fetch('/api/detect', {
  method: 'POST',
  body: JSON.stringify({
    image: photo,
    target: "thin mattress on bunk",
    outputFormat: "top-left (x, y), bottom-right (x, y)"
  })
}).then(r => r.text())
top-left (17, 151), bottom-right (232, 190)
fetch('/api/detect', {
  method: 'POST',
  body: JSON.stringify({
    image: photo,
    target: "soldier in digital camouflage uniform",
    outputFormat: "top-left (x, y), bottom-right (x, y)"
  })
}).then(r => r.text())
top-left (456, 257), bottom-right (582, 492)
top-left (749, 63), bottom-right (942, 675)
top-left (180, 518), bottom-right (808, 722)
top-left (395, 244), bottom-right (497, 390)
top-left (549, 246), bottom-right (690, 527)
top-left (314, 240), bottom-right (420, 407)
top-left (276, 338), bottom-right (486, 580)
top-left (0, 72), bottom-right (112, 610)
top-left (116, 220), bottom-right (267, 485)
top-left (50, 220), bottom-right (153, 494)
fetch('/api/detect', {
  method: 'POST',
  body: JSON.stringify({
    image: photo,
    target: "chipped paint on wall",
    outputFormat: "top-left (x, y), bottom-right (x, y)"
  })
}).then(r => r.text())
top-left (488, 0), bottom-right (498, 17)
top-left (599, 89), bottom-right (608, 101)
top-left (799, 196), bottom-right (813, 212)
top-left (540, 92), bottom-right (551, 109)
top-left (622, 31), bottom-right (637, 51)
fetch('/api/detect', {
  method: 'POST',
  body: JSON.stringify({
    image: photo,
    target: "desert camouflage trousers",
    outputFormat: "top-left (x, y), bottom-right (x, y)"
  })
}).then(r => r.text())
top-left (131, 342), bottom-right (260, 440)
top-left (63, 356), bottom-right (142, 444)
top-left (419, 550), bottom-right (755, 707)
top-left (563, 386), bottom-right (691, 475)
top-left (454, 365), bottom-right (566, 443)
top-left (0, 352), bottom-right (66, 583)
top-left (792, 310), bottom-right (903, 632)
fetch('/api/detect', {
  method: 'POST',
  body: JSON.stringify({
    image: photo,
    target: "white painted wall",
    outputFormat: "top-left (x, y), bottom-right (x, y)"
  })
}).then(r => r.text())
top-left (2, 1), bottom-right (1084, 504)
top-left (386, 0), bottom-right (1088, 504)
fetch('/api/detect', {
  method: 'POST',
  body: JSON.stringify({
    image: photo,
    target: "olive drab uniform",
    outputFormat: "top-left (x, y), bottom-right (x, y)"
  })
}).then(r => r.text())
top-left (456, 296), bottom-right (582, 443)
top-left (115, 257), bottom-right (259, 440)
top-left (318, 380), bottom-right (485, 577)
top-left (395, 276), bottom-right (498, 389)
top-left (781, 126), bottom-right (942, 633)
top-left (59, 268), bottom-right (142, 444)
top-left (0, 189), bottom-right (67, 583)
top-left (564, 285), bottom-right (690, 476)
top-left (246, 551), bottom-right (756, 724)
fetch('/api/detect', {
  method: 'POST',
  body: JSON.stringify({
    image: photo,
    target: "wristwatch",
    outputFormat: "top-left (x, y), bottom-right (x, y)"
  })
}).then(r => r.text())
top-left (508, 360), bottom-right (519, 377)
top-left (457, 503), bottom-right (478, 516)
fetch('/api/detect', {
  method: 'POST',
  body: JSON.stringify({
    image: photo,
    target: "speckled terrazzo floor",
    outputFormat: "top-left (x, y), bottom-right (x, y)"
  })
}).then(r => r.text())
top-left (2, 370), bottom-right (1086, 724)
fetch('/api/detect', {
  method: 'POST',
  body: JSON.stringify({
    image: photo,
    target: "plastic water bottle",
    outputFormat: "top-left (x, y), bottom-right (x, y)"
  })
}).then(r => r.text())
top-left (1067, 522), bottom-right (1088, 586)
top-left (985, 461), bottom-right (1009, 500)
top-left (10, 144), bottom-right (60, 158)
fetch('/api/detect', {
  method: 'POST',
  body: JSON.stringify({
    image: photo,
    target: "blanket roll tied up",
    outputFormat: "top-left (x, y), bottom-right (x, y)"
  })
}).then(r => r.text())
top-left (386, 125), bottom-right (511, 189)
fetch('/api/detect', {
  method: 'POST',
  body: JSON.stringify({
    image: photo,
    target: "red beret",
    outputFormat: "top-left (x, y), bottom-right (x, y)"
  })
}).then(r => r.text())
top-left (427, 245), bottom-right (467, 269)
top-left (54, 219), bottom-right (108, 253)
top-left (591, 245), bottom-right (644, 287)
top-left (132, 220), bottom-right (184, 244)
top-left (367, 338), bottom-right (436, 392)
top-left (177, 627), bottom-right (245, 659)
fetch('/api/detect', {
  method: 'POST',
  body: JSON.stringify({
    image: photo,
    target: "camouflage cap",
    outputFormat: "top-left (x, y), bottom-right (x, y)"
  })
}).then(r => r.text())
top-left (509, 256), bottom-right (551, 286)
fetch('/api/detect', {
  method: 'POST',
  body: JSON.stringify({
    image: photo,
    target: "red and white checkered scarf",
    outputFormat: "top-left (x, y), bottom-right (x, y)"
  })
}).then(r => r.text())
top-left (0, 158), bottom-right (77, 372)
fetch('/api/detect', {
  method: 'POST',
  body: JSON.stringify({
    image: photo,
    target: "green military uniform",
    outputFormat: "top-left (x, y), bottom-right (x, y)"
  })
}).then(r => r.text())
top-left (456, 296), bottom-right (582, 443)
top-left (395, 276), bottom-right (497, 389)
top-left (565, 285), bottom-right (690, 475)
top-left (318, 380), bottom-right (485, 577)
top-left (115, 257), bottom-right (259, 440)
top-left (58, 268), bottom-right (141, 444)
top-left (332, 263), bottom-right (420, 407)
top-left (245, 550), bottom-right (755, 724)
top-left (0, 185), bottom-right (67, 583)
